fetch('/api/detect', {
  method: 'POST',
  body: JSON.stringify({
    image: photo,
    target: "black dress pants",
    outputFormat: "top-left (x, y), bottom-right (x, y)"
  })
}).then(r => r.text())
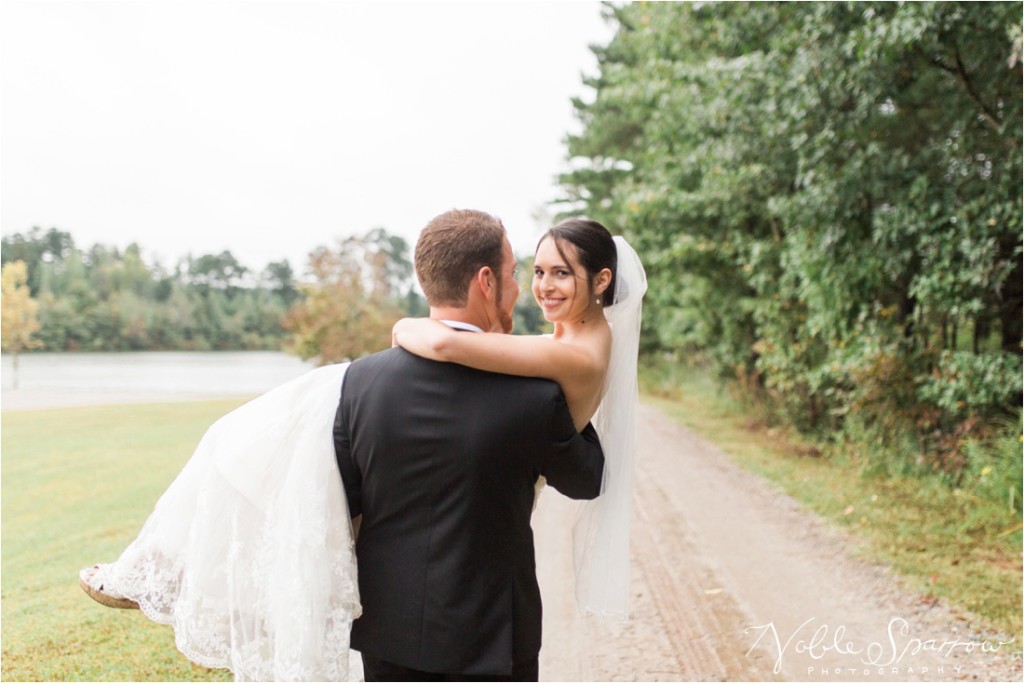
top-left (360, 653), bottom-right (539, 682)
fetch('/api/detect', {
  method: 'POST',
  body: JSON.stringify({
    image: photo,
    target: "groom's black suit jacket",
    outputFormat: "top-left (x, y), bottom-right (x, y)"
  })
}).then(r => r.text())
top-left (333, 346), bottom-right (605, 676)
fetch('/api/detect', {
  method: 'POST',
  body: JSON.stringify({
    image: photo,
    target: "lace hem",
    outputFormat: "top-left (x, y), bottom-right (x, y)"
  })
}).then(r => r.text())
top-left (99, 364), bottom-right (360, 681)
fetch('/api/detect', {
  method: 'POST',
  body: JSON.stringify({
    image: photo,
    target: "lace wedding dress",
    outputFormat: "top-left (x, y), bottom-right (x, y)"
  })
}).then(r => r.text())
top-left (89, 363), bottom-right (361, 681)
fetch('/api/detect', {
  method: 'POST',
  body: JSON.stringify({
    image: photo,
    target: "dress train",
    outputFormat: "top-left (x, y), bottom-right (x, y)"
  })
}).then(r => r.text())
top-left (89, 363), bottom-right (360, 681)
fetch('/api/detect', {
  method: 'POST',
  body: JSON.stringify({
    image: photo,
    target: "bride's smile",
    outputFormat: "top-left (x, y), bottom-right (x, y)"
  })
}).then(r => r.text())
top-left (538, 296), bottom-right (568, 309)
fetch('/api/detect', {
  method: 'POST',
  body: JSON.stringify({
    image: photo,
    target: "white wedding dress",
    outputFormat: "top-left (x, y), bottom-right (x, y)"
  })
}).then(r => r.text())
top-left (86, 238), bottom-right (646, 681)
top-left (91, 363), bottom-right (361, 681)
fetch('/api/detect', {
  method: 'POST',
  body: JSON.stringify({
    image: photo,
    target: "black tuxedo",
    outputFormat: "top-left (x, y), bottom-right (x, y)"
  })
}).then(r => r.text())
top-left (333, 347), bottom-right (605, 677)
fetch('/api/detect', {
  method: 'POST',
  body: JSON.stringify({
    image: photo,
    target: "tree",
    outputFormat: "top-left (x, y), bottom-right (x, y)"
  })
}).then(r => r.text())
top-left (560, 1), bottom-right (1022, 465)
top-left (1, 261), bottom-right (43, 388)
top-left (1, 228), bottom-right (296, 352)
top-left (1, 227), bottom-right (75, 294)
top-left (513, 254), bottom-right (547, 336)
top-left (187, 250), bottom-right (249, 292)
top-left (284, 229), bottom-right (411, 365)
top-left (262, 260), bottom-right (299, 306)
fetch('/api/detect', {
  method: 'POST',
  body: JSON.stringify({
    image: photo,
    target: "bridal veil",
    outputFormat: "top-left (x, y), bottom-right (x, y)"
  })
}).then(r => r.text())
top-left (573, 236), bottom-right (647, 620)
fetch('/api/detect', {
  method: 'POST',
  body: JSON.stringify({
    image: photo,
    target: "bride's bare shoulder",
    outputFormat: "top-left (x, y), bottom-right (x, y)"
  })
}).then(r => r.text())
top-left (553, 323), bottom-right (611, 373)
top-left (583, 319), bottom-right (613, 361)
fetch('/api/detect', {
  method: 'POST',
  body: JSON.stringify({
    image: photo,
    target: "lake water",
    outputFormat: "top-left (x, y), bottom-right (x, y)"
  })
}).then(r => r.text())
top-left (1, 351), bottom-right (317, 410)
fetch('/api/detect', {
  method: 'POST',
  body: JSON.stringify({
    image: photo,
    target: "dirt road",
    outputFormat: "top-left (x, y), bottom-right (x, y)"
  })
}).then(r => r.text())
top-left (532, 403), bottom-right (1020, 682)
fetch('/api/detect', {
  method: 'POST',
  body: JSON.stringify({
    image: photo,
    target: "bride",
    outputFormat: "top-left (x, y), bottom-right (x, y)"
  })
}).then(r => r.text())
top-left (80, 216), bottom-right (645, 681)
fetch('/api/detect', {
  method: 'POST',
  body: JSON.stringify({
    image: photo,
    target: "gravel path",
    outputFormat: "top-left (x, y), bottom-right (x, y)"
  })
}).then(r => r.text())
top-left (532, 403), bottom-right (1022, 682)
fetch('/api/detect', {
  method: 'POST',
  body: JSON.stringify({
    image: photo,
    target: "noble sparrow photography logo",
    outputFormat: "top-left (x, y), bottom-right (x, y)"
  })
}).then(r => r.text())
top-left (745, 616), bottom-right (1015, 678)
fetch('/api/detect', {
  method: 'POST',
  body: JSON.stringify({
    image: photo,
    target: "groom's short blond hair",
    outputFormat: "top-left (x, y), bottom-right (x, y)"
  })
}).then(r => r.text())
top-left (415, 209), bottom-right (507, 307)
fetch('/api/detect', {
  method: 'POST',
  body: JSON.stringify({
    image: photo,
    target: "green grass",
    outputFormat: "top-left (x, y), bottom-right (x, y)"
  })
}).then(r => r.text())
top-left (641, 362), bottom-right (1023, 640)
top-left (2, 400), bottom-right (247, 682)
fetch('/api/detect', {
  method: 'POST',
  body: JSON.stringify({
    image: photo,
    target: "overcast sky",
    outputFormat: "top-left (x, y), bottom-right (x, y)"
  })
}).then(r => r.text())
top-left (1, 0), bottom-right (615, 272)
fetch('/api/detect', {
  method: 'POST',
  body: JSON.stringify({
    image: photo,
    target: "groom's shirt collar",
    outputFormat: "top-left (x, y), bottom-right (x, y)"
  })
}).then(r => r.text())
top-left (440, 320), bottom-right (484, 334)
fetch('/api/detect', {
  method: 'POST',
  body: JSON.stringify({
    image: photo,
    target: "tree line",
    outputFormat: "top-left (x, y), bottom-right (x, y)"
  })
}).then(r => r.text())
top-left (2, 227), bottom-right (301, 353)
top-left (0, 226), bottom-right (546, 364)
top-left (559, 2), bottom-right (1021, 491)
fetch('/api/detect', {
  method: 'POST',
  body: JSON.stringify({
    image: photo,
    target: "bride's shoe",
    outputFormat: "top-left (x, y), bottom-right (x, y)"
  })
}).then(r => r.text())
top-left (79, 565), bottom-right (139, 609)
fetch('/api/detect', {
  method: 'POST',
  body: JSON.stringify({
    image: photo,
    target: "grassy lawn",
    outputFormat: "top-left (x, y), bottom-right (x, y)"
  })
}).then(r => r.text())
top-left (641, 365), bottom-right (1023, 640)
top-left (1, 400), bottom-right (246, 682)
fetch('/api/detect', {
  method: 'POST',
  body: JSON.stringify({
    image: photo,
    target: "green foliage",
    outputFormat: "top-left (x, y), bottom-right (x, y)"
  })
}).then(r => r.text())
top-left (919, 350), bottom-right (1024, 417)
top-left (0, 223), bottom-right (437, 359)
top-left (961, 414), bottom-right (1024, 516)
top-left (562, 1), bottom-right (1022, 475)
top-left (512, 254), bottom-right (549, 336)
top-left (1, 227), bottom-right (296, 352)
top-left (284, 228), bottom-right (419, 364)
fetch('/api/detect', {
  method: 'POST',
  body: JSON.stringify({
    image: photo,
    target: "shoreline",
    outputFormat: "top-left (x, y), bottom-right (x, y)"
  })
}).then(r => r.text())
top-left (0, 350), bottom-right (311, 413)
top-left (1, 389), bottom-right (254, 413)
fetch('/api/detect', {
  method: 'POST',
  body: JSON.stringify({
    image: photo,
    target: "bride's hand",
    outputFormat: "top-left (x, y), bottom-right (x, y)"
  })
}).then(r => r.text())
top-left (391, 318), bottom-right (456, 362)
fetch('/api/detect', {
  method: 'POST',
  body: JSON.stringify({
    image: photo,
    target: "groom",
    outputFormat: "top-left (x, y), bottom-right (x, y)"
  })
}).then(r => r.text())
top-left (333, 209), bottom-right (605, 681)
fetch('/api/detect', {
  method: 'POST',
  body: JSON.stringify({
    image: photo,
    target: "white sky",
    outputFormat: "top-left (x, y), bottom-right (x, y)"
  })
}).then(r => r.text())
top-left (1, 0), bottom-right (615, 273)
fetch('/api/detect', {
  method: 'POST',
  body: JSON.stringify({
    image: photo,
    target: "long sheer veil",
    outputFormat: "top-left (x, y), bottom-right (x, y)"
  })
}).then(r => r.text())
top-left (573, 236), bottom-right (647, 620)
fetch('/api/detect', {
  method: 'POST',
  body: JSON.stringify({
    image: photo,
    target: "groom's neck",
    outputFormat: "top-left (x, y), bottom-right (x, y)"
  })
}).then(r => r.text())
top-left (428, 306), bottom-right (492, 333)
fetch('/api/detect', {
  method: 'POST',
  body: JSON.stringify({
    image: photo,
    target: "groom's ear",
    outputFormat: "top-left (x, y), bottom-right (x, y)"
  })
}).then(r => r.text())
top-left (474, 266), bottom-right (497, 301)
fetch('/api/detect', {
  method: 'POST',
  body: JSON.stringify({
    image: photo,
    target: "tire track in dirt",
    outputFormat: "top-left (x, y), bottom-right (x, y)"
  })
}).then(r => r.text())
top-left (630, 458), bottom-right (780, 681)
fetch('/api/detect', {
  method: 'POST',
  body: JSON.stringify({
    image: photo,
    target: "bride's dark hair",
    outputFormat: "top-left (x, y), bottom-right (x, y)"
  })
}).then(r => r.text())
top-left (538, 218), bottom-right (617, 306)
